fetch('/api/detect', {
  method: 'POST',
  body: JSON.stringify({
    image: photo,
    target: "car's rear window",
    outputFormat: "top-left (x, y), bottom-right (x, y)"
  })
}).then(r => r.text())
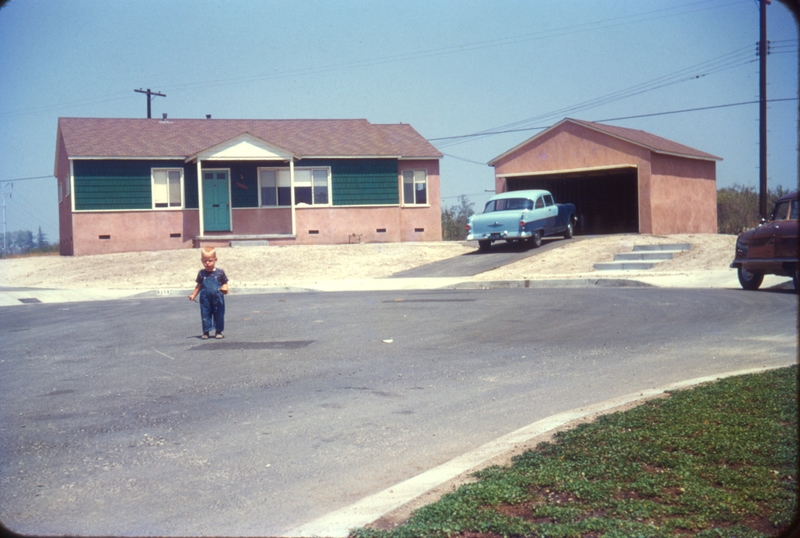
top-left (483, 198), bottom-right (534, 213)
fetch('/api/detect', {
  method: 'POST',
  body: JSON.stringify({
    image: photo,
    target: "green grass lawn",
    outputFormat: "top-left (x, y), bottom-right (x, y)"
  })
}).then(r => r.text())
top-left (352, 366), bottom-right (797, 538)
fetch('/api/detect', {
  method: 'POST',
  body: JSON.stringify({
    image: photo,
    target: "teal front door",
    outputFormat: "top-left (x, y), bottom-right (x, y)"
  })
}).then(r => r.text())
top-left (202, 170), bottom-right (231, 232)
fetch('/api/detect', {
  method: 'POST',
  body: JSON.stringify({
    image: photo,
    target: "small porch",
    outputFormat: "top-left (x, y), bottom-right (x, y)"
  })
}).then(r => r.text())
top-left (193, 233), bottom-right (296, 249)
top-left (189, 133), bottom-right (303, 246)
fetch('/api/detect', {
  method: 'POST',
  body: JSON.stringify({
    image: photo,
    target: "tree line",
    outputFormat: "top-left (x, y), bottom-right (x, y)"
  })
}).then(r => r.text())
top-left (716, 184), bottom-right (792, 235)
top-left (0, 186), bottom-right (790, 255)
top-left (1, 226), bottom-right (58, 256)
top-left (441, 185), bottom-right (794, 241)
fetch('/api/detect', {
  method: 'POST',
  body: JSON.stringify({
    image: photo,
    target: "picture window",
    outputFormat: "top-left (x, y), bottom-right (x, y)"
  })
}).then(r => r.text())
top-left (258, 167), bottom-right (330, 207)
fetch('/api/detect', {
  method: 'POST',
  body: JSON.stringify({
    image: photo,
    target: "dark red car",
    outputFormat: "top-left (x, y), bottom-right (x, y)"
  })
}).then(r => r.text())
top-left (731, 190), bottom-right (798, 291)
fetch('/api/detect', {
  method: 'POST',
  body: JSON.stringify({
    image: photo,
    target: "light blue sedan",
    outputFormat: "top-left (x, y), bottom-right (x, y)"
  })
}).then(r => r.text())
top-left (466, 190), bottom-right (577, 252)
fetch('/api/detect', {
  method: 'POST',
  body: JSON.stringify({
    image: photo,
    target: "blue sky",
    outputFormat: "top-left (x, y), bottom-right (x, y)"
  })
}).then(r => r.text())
top-left (0, 0), bottom-right (797, 243)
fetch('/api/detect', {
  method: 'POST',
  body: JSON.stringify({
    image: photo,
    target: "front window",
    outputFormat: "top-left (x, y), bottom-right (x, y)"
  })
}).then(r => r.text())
top-left (772, 199), bottom-right (798, 221)
top-left (152, 169), bottom-right (183, 208)
top-left (402, 170), bottom-right (427, 205)
top-left (259, 167), bottom-right (330, 207)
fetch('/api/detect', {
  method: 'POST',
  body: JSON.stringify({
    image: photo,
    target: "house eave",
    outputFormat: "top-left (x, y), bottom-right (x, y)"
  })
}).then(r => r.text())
top-left (300, 155), bottom-right (402, 160)
top-left (496, 164), bottom-right (639, 178)
top-left (69, 156), bottom-right (188, 160)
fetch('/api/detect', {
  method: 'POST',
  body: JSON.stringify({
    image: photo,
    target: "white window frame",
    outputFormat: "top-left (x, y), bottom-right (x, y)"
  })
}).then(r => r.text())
top-left (258, 166), bottom-right (331, 207)
top-left (402, 170), bottom-right (428, 206)
top-left (151, 168), bottom-right (184, 209)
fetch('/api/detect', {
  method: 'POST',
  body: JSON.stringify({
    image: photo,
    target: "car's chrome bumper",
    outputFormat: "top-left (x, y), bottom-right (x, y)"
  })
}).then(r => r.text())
top-left (466, 230), bottom-right (531, 241)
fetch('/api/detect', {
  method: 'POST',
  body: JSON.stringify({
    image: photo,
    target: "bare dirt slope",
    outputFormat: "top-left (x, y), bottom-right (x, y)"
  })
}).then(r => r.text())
top-left (0, 234), bottom-right (736, 290)
top-left (475, 233), bottom-right (735, 280)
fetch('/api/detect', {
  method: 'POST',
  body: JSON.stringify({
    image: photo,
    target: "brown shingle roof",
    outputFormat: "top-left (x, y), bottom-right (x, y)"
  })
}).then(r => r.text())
top-left (567, 119), bottom-right (722, 161)
top-left (57, 118), bottom-right (442, 159)
top-left (489, 118), bottom-right (721, 165)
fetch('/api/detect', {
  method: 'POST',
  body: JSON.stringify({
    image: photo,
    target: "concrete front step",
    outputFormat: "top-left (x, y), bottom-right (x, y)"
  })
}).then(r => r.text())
top-left (614, 251), bottom-right (679, 261)
top-left (594, 243), bottom-right (692, 271)
top-left (594, 261), bottom-right (660, 270)
top-left (632, 243), bottom-right (691, 252)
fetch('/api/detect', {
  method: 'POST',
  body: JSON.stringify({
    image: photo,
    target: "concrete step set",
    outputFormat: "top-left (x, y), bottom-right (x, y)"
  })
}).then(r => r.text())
top-left (593, 243), bottom-right (692, 271)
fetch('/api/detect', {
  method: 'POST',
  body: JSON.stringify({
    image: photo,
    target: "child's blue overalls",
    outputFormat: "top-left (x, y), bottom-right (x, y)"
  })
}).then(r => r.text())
top-left (199, 269), bottom-right (225, 333)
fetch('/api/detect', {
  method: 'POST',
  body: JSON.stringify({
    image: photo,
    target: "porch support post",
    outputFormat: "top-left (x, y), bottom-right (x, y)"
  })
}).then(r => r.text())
top-left (197, 159), bottom-right (205, 237)
top-left (289, 159), bottom-right (296, 236)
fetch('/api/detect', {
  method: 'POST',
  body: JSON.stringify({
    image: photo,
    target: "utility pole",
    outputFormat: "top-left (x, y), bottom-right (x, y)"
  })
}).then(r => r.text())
top-left (758, 0), bottom-right (769, 217)
top-left (2, 183), bottom-right (12, 255)
top-left (134, 88), bottom-right (166, 119)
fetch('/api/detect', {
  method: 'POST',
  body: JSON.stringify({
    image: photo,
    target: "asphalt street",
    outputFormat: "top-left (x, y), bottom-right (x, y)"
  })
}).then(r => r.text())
top-left (0, 286), bottom-right (796, 536)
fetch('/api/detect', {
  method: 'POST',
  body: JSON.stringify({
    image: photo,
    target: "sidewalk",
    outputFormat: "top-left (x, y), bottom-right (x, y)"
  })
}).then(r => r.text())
top-left (0, 270), bottom-right (793, 306)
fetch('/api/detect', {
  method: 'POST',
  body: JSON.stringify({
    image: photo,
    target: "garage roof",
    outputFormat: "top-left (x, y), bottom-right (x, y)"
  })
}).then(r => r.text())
top-left (488, 118), bottom-right (722, 165)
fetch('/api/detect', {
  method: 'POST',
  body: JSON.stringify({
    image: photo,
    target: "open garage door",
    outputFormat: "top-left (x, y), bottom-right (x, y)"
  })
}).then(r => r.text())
top-left (506, 167), bottom-right (639, 235)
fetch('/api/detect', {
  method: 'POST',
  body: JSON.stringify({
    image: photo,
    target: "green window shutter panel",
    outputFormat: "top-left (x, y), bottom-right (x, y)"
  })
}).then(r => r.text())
top-left (72, 159), bottom-right (189, 210)
top-left (299, 158), bottom-right (399, 206)
top-left (72, 158), bottom-right (402, 209)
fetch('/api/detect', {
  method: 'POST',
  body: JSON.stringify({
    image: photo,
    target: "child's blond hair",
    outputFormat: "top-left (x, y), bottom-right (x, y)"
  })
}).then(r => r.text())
top-left (201, 246), bottom-right (217, 258)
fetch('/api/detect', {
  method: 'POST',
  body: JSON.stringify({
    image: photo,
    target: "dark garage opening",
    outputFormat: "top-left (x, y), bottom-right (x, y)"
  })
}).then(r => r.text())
top-left (507, 167), bottom-right (639, 235)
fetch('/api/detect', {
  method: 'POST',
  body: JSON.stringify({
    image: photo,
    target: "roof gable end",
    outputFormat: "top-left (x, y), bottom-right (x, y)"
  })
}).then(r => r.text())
top-left (488, 118), bottom-right (721, 165)
top-left (188, 132), bottom-right (295, 162)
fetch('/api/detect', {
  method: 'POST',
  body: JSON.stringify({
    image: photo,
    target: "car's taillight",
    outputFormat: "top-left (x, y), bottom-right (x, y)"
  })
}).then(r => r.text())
top-left (519, 220), bottom-right (525, 228)
top-left (465, 223), bottom-right (471, 231)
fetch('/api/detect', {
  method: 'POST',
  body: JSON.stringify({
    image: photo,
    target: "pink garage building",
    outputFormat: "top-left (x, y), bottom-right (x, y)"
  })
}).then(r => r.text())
top-left (54, 117), bottom-right (442, 256)
top-left (488, 118), bottom-right (721, 235)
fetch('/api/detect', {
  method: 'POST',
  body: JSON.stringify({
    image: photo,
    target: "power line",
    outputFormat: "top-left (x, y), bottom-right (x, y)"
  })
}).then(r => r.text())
top-left (0, 175), bottom-right (53, 183)
top-left (440, 153), bottom-right (489, 166)
top-left (0, 0), bottom-right (752, 119)
top-left (592, 97), bottom-right (797, 123)
top-left (434, 97), bottom-right (799, 158)
top-left (434, 45), bottom-right (760, 149)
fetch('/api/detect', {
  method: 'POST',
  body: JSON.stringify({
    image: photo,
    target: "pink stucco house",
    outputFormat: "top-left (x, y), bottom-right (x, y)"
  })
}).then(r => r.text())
top-left (54, 117), bottom-right (442, 256)
top-left (488, 118), bottom-right (721, 235)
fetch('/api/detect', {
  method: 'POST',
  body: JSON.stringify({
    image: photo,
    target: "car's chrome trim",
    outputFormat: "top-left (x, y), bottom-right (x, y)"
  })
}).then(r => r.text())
top-left (733, 256), bottom-right (799, 265)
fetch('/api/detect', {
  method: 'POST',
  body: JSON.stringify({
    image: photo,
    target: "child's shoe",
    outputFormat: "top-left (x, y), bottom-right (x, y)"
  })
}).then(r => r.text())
top-left (201, 333), bottom-right (209, 339)
top-left (215, 331), bottom-right (224, 339)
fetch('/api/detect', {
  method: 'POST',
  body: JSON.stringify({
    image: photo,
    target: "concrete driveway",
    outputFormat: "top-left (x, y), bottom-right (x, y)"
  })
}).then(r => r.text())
top-left (389, 237), bottom-right (578, 278)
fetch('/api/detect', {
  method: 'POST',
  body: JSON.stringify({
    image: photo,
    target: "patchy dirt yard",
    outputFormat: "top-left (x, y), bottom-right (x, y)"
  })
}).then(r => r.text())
top-left (475, 233), bottom-right (736, 280)
top-left (0, 234), bottom-right (736, 290)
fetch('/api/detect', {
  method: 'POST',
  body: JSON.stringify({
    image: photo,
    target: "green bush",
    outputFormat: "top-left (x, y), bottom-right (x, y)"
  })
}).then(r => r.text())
top-left (441, 195), bottom-right (475, 241)
top-left (717, 184), bottom-right (790, 235)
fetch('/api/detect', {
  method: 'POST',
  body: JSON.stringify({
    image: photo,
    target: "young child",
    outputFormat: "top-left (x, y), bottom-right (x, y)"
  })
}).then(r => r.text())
top-left (189, 247), bottom-right (229, 339)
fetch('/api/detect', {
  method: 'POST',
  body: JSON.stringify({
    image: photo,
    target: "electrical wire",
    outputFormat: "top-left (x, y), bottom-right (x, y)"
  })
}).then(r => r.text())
top-left (0, 0), bottom-right (752, 118)
top-left (436, 97), bottom-right (798, 165)
top-left (434, 45), bottom-right (759, 149)
top-left (0, 175), bottom-right (54, 183)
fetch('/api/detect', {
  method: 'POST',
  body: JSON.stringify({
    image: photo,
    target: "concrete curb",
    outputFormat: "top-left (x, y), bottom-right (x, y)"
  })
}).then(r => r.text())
top-left (0, 273), bottom-right (794, 306)
top-left (451, 278), bottom-right (653, 289)
top-left (283, 364), bottom-right (794, 538)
